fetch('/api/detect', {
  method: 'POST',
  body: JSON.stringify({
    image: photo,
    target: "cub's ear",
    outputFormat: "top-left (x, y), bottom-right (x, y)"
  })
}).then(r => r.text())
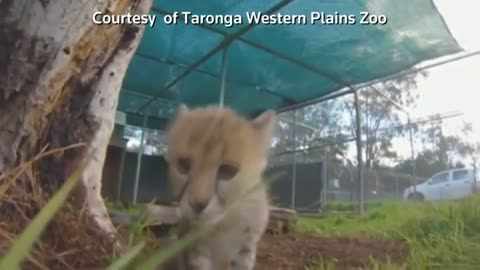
top-left (177, 104), bottom-right (190, 115)
top-left (251, 110), bottom-right (276, 142)
top-left (167, 104), bottom-right (190, 135)
top-left (177, 103), bottom-right (190, 113)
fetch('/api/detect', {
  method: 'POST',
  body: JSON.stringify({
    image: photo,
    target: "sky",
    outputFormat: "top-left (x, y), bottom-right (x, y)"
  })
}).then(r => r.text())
top-left (387, 0), bottom-right (480, 161)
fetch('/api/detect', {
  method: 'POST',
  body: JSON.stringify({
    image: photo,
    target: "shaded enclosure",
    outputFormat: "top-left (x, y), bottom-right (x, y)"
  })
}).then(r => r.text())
top-left (103, 151), bottom-right (172, 204)
top-left (266, 162), bottom-right (324, 210)
top-left (102, 148), bottom-right (425, 208)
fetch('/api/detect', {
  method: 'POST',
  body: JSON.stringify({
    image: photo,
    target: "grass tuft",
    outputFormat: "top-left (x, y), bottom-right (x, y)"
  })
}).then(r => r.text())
top-left (0, 144), bottom-right (115, 269)
top-left (296, 196), bottom-right (480, 269)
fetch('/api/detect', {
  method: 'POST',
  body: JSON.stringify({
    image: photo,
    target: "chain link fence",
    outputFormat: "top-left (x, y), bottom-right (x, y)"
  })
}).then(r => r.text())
top-left (266, 147), bottom-right (427, 214)
top-left (106, 88), bottom-right (474, 215)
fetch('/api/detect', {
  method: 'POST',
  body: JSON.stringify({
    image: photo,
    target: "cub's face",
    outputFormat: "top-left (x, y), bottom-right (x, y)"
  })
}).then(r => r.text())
top-left (165, 105), bottom-right (275, 221)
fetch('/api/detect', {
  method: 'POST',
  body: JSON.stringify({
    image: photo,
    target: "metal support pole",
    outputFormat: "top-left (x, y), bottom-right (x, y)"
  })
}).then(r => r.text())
top-left (219, 46), bottom-right (229, 107)
top-left (407, 116), bottom-right (417, 194)
top-left (291, 110), bottom-right (297, 210)
top-left (132, 115), bottom-right (148, 204)
top-left (353, 90), bottom-right (365, 215)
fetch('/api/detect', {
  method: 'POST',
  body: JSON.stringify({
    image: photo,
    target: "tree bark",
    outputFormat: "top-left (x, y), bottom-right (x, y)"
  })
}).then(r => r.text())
top-left (0, 0), bottom-right (153, 237)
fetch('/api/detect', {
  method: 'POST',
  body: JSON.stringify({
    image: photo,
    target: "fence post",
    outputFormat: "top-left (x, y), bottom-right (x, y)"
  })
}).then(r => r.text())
top-left (291, 110), bottom-right (297, 210)
top-left (321, 148), bottom-right (328, 211)
top-left (408, 116), bottom-right (417, 194)
top-left (132, 114), bottom-right (147, 204)
top-left (353, 90), bottom-right (365, 215)
top-left (395, 175), bottom-right (399, 199)
top-left (116, 147), bottom-right (127, 202)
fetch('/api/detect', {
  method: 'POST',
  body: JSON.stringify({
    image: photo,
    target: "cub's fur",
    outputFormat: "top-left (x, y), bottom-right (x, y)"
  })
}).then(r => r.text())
top-left (165, 105), bottom-right (276, 270)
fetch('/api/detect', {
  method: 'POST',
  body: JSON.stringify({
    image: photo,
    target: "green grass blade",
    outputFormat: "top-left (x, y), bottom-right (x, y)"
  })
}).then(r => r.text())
top-left (106, 241), bottom-right (146, 270)
top-left (0, 166), bottom-right (83, 270)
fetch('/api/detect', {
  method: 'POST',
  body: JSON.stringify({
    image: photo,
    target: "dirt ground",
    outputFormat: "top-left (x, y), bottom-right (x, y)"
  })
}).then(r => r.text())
top-left (150, 224), bottom-right (408, 270)
top-left (254, 232), bottom-right (408, 270)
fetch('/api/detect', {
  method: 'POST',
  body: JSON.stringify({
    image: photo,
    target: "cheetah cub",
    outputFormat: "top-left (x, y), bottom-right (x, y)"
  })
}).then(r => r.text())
top-left (166, 105), bottom-right (276, 270)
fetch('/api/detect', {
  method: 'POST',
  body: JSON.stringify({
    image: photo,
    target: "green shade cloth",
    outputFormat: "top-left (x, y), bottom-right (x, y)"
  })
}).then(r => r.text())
top-left (119, 0), bottom-right (461, 130)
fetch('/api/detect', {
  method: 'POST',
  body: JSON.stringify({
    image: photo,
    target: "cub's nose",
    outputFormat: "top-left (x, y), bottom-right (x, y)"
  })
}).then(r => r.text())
top-left (189, 201), bottom-right (208, 214)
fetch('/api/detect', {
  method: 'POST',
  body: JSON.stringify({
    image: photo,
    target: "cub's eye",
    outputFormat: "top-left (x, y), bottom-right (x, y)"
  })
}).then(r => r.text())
top-left (217, 163), bottom-right (238, 181)
top-left (176, 158), bottom-right (191, 175)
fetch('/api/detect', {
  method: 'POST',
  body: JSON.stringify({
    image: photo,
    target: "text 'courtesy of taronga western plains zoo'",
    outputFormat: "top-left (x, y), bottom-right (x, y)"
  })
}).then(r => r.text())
top-left (91, 10), bottom-right (389, 28)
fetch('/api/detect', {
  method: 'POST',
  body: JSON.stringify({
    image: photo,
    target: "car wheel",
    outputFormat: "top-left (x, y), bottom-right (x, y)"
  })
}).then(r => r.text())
top-left (407, 192), bottom-right (425, 201)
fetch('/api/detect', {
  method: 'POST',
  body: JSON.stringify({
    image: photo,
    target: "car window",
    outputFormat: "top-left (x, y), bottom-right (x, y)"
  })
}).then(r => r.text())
top-left (452, 170), bottom-right (469, 181)
top-left (430, 172), bottom-right (450, 184)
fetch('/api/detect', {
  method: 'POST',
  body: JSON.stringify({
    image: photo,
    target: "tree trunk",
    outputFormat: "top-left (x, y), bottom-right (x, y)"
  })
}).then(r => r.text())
top-left (0, 0), bottom-right (153, 237)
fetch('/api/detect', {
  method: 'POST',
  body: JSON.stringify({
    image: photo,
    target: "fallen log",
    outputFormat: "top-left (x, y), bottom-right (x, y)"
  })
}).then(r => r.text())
top-left (266, 207), bottom-right (297, 235)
